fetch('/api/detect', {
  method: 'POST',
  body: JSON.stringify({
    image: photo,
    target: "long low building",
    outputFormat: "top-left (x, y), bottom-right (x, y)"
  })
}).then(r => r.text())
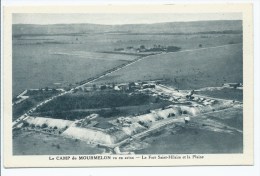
top-left (62, 126), bottom-right (116, 145)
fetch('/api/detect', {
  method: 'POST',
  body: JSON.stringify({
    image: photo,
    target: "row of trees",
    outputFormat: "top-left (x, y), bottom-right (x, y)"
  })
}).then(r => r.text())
top-left (139, 45), bottom-right (181, 52)
top-left (115, 44), bottom-right (181, 53)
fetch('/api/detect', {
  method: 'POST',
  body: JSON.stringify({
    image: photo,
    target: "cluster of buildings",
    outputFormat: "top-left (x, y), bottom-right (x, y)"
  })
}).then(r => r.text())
top-left (75, 81), bottom-right (158, 93)
top-left (14, 77), bottom-right (243, 150)
top-left (116, 117), bottom-right (132, 127)
top-left (114, 45), bottom-right (181, 53)
top-left (75, 114), bottom-right (99, 128)
top-left (15, 80), bottom-right (241, 151)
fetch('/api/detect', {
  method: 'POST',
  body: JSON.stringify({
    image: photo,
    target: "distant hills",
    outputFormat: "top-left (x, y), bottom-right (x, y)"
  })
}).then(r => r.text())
top-left (13, 20), bottom-right (242, 36)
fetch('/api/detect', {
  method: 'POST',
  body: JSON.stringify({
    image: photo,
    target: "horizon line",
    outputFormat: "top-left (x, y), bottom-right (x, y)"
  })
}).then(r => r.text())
top-left (12, 19), bottom-right (242, 26)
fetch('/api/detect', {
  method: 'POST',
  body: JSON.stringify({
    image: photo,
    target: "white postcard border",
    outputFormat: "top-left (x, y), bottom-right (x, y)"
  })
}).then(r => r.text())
top-left (3, 4), bottom-right (254, 167)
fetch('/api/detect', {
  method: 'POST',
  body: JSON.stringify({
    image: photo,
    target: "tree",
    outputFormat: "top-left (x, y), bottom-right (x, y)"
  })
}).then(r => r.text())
top-left (155, 97), bottom-right (160, 103)
top-left (166, 46), bottom-right (181, 52)
top-left (42, 123), bottom-right (48, 128)
top-left (100, 85), bottom-right (106, 90)
top-left (22, 122), bottom-right (29, 127)
top-left (140, 45), bottom-right (146, 50)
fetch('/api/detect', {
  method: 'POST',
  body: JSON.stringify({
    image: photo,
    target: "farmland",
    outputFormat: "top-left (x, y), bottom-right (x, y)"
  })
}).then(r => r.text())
top-left (197, 88), bottom-right (243, 102)
top-left (94, 43), bottom-right (242, 90)
top-left (134, 128), bottom-right (242, 154)
top-left (13, 20), bottom-right (242, 96)
top-left (13, 130), bottom-right (103, 155)
top-left (12, 43), bottom-right (138, 96)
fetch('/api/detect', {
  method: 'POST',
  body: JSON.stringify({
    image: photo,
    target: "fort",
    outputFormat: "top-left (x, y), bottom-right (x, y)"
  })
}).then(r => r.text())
top-left (15, 82), bottom-right (242, 153)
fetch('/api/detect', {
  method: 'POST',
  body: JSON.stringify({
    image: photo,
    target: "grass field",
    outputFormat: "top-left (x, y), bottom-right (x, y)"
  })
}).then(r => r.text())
top-left (197, 88), bottom-right (243, 102)
top-left (13, 31), bottom-right (242, 96)
top-left (94, 43), bottom-right (243, 90)
top-left (135, 128), bottom-right (242, 154)
top-left (200, 106), bottom-right (243, 130)
top-left (12, 43), bottom-right (138, 96)
top-left (13, 130), bottom-right (103, 155)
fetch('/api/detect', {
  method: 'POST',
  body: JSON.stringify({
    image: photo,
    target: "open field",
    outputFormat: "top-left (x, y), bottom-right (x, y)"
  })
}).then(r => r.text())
top-left (197, 88), bottom-right (243, 102)
top-left (13, 35), bottom-right (242, 96)
top-left (14, 33), bottom-right (242, 52)
top-left (13, 130), bottom-right (103, 155)
top-left (94, 44), bottom-right (242, 90)
top-left (13, 20), bottom-right (242, 36)
top-left (13, 20), bottom-right (242, 96)
top-left (204, 108), bottom-right (243, 130)
top-left (13, 43), bottom-right (138, 96)
top-left (135, 128), bottom-right (242, 154)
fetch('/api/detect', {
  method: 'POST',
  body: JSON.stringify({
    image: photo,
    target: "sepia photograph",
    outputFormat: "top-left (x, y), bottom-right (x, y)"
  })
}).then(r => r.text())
top-left (3, 4), bottom-right (254, 167)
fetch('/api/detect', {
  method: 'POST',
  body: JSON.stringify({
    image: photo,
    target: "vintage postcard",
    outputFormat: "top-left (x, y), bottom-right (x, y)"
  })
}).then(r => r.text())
top-left (3, 4), bottom-right (253, 167)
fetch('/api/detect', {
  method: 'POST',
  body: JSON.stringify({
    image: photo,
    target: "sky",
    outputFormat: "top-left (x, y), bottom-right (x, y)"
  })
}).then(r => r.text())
top-left (13, 13), bottom-right (242, 25)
